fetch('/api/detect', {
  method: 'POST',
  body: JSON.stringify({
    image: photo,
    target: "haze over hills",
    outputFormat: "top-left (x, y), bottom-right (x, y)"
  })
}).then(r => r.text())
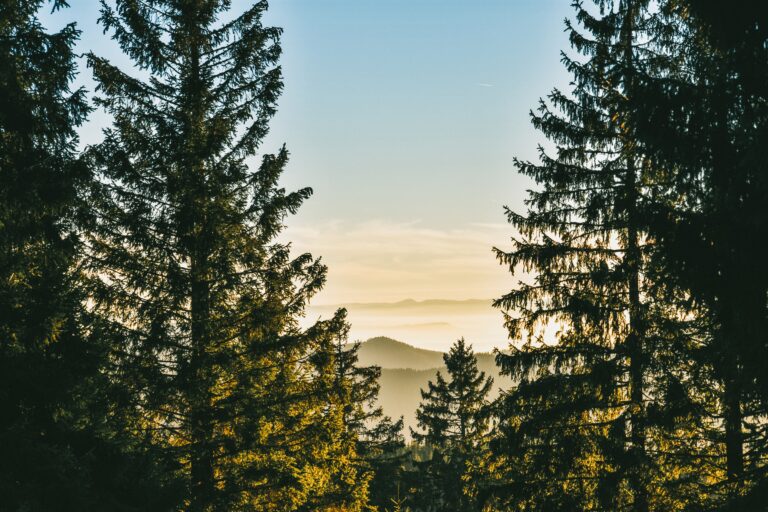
top-left (354, 336), bottom-right (511, 438)
top-left (337, 298), bottom-right (492, 311)
top-left (303, 299), bottom-right (517, 436)
top-left (356, 336), bottom-right (446, 369)
top-left (306, 298), bottom-right (510, 352)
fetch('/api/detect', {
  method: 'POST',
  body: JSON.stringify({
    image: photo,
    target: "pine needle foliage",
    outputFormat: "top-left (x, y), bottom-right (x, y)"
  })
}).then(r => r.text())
top-left (633, 1), bottom-right (768, 506)
top-left (0, 1), bottom-right (112, 509)
top-left (84, 1), bottom-right (356, 510)
top-left (486, 2), bottom-right (682, 510)
top-left (412, 338), bottom-right (493, 512)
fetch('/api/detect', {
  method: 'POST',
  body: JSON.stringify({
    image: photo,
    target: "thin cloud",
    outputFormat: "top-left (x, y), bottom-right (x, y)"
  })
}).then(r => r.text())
top-left (282, 219), bottom-right (515, 304)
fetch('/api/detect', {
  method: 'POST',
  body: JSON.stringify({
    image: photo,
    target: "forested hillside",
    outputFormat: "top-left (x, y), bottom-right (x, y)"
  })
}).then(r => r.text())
top-left (1, 1), bottom-right (767, 512)
top-left (355, 337), bottom-right (510, 436)
top-left (357, 336), bottom-right (447, 369)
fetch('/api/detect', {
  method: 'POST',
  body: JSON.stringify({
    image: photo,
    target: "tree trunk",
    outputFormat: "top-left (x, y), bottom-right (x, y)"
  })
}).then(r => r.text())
top-left (723, 363), bottom-right (744, 482)
top-left (711, 69), bottom-right (745, 488)
top-left (190, 259), bottom-right (214, 512)
top-left (626, 161), bottom-right (648, 512)
top-left (186, 4), bottom-right (215, 509)
top-left (622, 2), bottom-right (648, 511)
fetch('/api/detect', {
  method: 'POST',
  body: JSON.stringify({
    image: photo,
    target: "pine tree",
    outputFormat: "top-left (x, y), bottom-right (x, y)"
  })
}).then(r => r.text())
top-left (485, 1), bottom-right (683, 510)
top-left (364, 415), bottom-right (408, 512)
top-left (1, 2), bottom-right (195, 509)
top-left (0, 1), bottom-right (100, 508)
top-left (632, 0), bottom-right (768, 505)
top-left (84, 1), bottom-right (355, 509)
top-left (304, 333), bottom-right (406, 512)
top-left (338, 338), bottom-right (406, 512)
top-left (411, 338), bottom-right (493, 512)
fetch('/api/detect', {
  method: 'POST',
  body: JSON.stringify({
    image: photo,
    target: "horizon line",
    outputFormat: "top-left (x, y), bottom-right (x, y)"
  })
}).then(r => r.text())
top-left (311, 297), bottom-right (496, 308)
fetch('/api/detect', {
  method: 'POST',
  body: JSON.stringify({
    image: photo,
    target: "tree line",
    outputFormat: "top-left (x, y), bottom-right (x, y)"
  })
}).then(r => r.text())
top-left (1, 1), bottom-right (402, 510)
top-left (383, 1), bottom-right (768, 511)
top-left (1, 1), bottom-right (767, 511)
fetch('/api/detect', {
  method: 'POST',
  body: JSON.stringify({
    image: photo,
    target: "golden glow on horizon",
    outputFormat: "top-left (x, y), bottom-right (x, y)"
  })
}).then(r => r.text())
top-left (287, 220), bottom-right (515, 305)
top-left (286, 220), bottom-right (558, 351)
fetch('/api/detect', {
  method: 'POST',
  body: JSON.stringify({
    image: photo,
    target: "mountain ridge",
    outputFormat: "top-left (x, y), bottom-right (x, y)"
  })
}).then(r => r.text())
top-left (354, 336), bottom-right (510, 437)
top-left (354, 335), bottom-right (498, 370)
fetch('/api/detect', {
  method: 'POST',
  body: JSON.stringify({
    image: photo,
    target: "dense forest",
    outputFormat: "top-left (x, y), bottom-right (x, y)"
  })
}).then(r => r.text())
top-left (1, 0), bottom-right (767, 511)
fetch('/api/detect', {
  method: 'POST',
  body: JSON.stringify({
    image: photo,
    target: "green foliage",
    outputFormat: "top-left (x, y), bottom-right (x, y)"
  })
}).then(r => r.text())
top-left (308, 336), bottom-right (407, 512)
top-left (481, 2), bottom-right (696, 510)
top-left (630, 1), bottom-right (768, 507)
top-left (3, 1), bottom-right (768, 511)
top-left (477, 2), bottom-right (768, 511)
top-left (411, 339), bottom-right (493, 512)
top-left (82, 1), bottom-right (369, 510)
top-left (0, 1), bottom-right (177, 509)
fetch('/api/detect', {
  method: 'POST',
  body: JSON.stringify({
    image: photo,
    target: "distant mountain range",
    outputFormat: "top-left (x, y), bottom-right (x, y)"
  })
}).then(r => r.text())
top-left (319, 298), bottom-right (494, 313)
top-left (354, 336), bottom-right (511, 438)
top-left (306, 299), bottom-right (509, 353)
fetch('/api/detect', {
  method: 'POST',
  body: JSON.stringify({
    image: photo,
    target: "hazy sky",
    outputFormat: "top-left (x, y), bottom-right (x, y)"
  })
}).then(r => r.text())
top-left (44, 1), bottom-right (572, 306)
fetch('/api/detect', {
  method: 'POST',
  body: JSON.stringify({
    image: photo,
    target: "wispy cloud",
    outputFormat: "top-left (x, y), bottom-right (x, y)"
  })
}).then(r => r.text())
top-left (476, 82), bottom-right (495, 88)
top-left (283, 219), bottom-right (516, 305)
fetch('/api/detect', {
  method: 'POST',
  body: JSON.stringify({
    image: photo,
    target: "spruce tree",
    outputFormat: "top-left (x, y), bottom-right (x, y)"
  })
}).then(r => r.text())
top-left (0, 1), bottom-right (102, 509)
top-left (363, 415), bottom-right (408, 512)
top-left (85, 1), bottom-right (355, 510)
top-left (339, 339), bottom-right (406, 512)
top-left (632, 0), bottom-right (768, 505)
top-left (1, 2), bottom-right (192, 509)
top-left (486, 1), bottom-right (679, 510)
top-left (411, 338), bottom-right (493, 512)
top-left (306, 334), bottom-right (406, 512)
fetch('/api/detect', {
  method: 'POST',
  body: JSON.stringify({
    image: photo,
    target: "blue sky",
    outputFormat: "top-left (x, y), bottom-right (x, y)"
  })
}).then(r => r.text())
top-left (43, 1), bottom-right (573, 305)
top-left (263, 0), bottom-right (572, 227)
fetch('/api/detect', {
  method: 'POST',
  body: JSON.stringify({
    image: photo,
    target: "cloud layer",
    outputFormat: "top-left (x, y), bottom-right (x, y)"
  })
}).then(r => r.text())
top-left (284, 220), bottom-right (515, 305)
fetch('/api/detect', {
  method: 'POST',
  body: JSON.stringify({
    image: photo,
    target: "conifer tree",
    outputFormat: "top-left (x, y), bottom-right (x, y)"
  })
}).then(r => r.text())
top-left (411, 338), bottom-right (493, 512)
top-left (486, 1), bottom-right (679, 510)
top-left (364, 414), bottom-right (408, 511)
top-left (632, 1), bottom-right (768, 505)
top-left (85, 1), bottom-right (356, 510)
top-left (0, 2), bottom-right (194, 509)
top-left (339, 339), bottom-right (406, 512)
top-left (0, 2), bottom-right (108, 509)
top-left (306, 335), bottom-right (406, 512)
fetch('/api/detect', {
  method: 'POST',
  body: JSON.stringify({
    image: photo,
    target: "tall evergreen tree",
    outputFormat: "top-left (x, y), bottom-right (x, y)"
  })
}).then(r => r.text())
top-left (0, 2), bottom-right (111, 509)
top-left (484, 1), bottom-right (687, 510)
top-left (633, 0), bottom-right (768, 505)
top-left (85, 1), bottom-right (357, 510)
top-left (411, 338), bottom-right (493, 512)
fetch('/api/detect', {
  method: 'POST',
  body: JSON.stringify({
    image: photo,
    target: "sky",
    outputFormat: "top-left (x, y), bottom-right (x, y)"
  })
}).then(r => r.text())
top-left (42, 1), bottom-right (574, 349)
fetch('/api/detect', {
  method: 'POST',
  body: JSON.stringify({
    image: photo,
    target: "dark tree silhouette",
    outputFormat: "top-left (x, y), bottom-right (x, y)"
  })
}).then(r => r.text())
top-left (0, 1), bottom-right (96, 509)
top-left (412, 338), bottom-right (493, 512)
top-left (633, 0), bottom-right (768, 505)
top-left (0, 1), bottom-right (181, 509)
top-left (84, 1), bottom-right (358, 509)
top-left (484, 1), bottom-right (684, 510)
